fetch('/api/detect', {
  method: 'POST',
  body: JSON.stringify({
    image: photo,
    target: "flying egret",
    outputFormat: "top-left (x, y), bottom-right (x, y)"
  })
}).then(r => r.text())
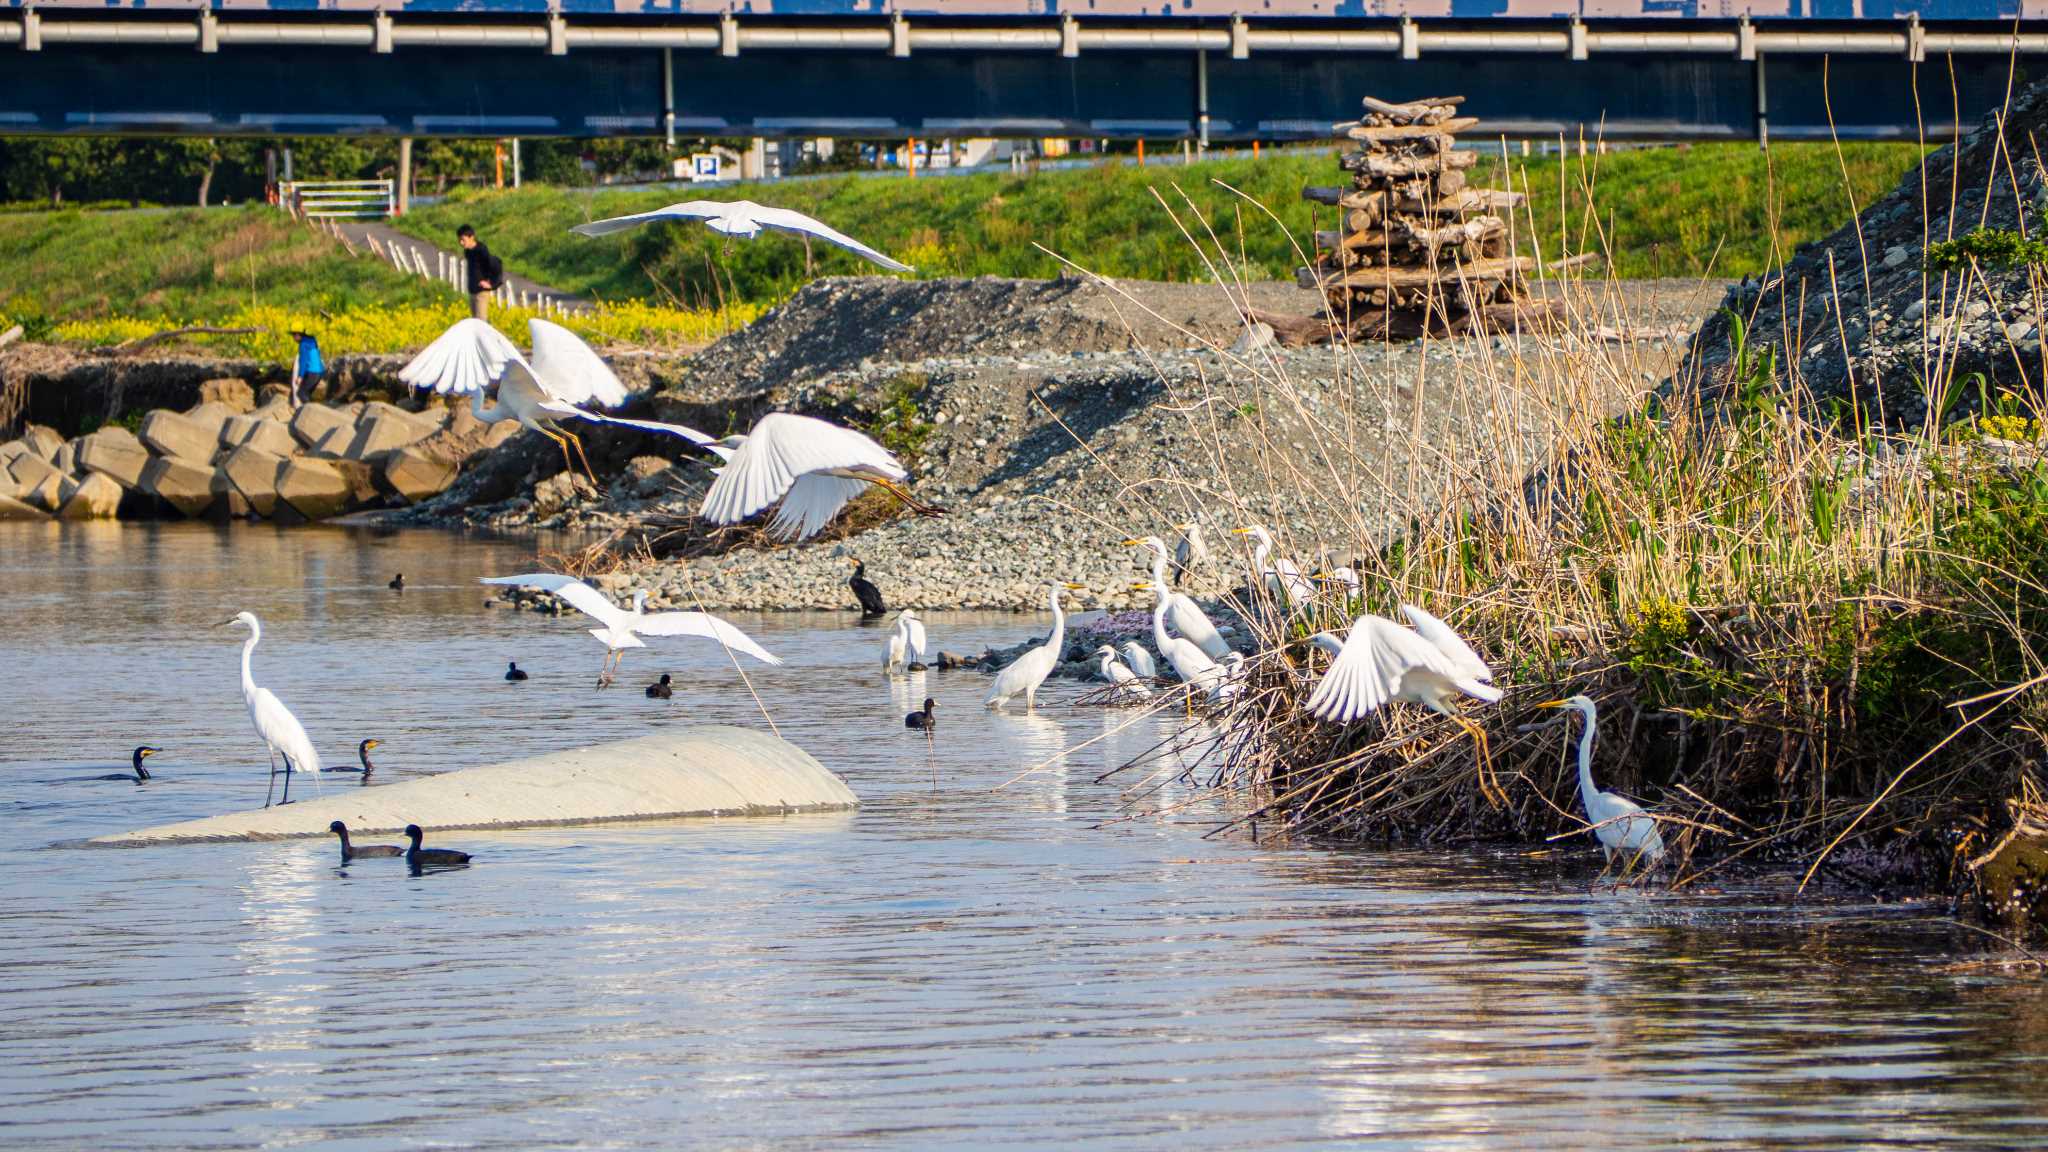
top-left (1133, 580), bottom-right (1229, 704)
top-left (1535, 696), bottom-right (1667, 872)
top-left (1092, 645), bottom-right (1154, 700)
top-left (220, 612), bottom-right (322, 807)
top-left (1118, 641), bottom-right (1159, 681)
top-left (570, 200), bottom-right (914, 274)
top-left (1124, 537), bottom-right (1231, 660)
top-left (883, 609), bottom-right (927, 676)
top-left (399, 317), bottom-right (629, 485)
top-left (478, 573), bottom-right (781, 688)
top-left (1233, 525), bottom-right (1315, 610)
top-left (1173, 521), bottom-right (1210, 582)
top-left (986, 583), bottom-right (1082, 712)
top-left (1304, 604), bottom-right (1505, 805)
top-left (849, 558), bottom-right (887, 617)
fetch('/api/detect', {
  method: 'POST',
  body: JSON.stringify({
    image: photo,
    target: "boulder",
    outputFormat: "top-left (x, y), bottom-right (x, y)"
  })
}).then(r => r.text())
top-left (20, 424), bottom-right (63, 461)
top-left (219, 445), bottom-right (287, 518)
top-left (382, 444), bottom-right (459, 503)
top-left (139, 409), bottom-right (218, 462)
top-left (139, 456), bottom-right (218, 518)
top-left (289, 403), bottom-right (353, 450)
top-left (277, 457), bottom-right (352, 520)
top-left (342, 411), bottom-right (432, 460)
top-left (0, 493), bottom-right (46, 521)
top-left (8, 450), bottom-right (61, 493)
top-left (76, 427), bottom-right (152, 489)
top-left (58, 472), bottom-right (122, 520)
top-left (197, 377), bottom-right (256, 413)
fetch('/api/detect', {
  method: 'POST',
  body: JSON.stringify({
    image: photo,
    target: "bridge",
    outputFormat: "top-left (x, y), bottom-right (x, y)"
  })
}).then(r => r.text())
top-left (2, 3), bottom-right (2045, 141)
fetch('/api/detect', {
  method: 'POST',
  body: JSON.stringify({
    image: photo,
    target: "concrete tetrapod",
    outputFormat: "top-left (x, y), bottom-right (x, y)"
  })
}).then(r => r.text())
top-left (86, 726), bottom-right (857, 846)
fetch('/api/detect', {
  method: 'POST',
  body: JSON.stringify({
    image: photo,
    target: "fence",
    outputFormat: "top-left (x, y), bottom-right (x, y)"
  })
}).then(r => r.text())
top-left (280, 179), bottom-right (394, 219)
top-left (304, 216), bottom-right (582, 317)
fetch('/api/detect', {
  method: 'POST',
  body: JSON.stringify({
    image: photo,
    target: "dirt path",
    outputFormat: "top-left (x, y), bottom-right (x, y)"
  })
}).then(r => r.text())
top-left (333, 219), bottom-right (589, 309)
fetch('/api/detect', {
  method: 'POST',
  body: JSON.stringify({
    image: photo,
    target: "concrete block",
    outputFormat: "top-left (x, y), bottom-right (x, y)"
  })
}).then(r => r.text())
top-left (277, 457), bottom-right (352, 520)
top-left (197, 377), bottom-right (255, 413)
top-left (59, 472), bottom-right (123, 520)
top-left (219, 445), bottom-right (287, 518)
top-left (334, 459), bottom-right (379, 506)
top-left (139, 409), bottom-right (218, 462)
top-left (0, 493), bottom-right (47, 521)
top-left (309, 424), bottom-right (354, 459)
top-left (22, 471), bottom-right (74, 513)
top-left (243, 419), bottom-right (299, 460)
top-left (343, 411), bottom-right (432, 460)
top-left (140, 456), bottom-right (217, 518)
top-left (382, 444), bottom-right (459, 503)
top-left (290, 403), bottom-right (353, 449)
top-left (181, 402), bottom-right (237, 447)
top-left (55, 437), bottom-right (83, 477)
top-left (76, 428), bottom-right (151, 489)
top-left (8, 450), bottom-right (61, 492)
top-left (0, 440), bottom-right (25, 468)
top-left (20, 424), bottom-right (63, 461)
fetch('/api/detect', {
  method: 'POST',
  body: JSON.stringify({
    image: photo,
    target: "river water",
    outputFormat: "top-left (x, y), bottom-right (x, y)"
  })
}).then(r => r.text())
top-left (1, 523), bottom-right (2043, 1150)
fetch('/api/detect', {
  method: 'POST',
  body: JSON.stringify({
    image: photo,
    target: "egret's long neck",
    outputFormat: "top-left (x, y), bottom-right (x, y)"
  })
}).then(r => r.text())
top-left (472, 386), bottom-right (506, 424)
top-left (240, 627), bottom-right (259, 701)
top-left (1043, 589), bottom-right (1066, 656)
top-left (1251, 535), bottom-right (1272, 572)
top-left (1151, 590), bottom-right (1173, 648)
top-left (1574, 706), bottom-right (1599, 809)
top-left (1149, 550), bottom-right (1169, 589)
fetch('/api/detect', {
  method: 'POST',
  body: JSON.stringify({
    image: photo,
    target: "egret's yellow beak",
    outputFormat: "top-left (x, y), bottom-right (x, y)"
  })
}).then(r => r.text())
top-left (1131, 581), bottom-right (1156, 592)
top-left (1062, 582), bottom-right (1088, 591)
top-left (1533, 699), bottom-right (1569, 710)
top-left (1310, 570), bottom-right (1333, 580)
top-left (1119, 538), bottom-right (1145, 547)
top-left (1231, 527), bottom-right (1256, 535)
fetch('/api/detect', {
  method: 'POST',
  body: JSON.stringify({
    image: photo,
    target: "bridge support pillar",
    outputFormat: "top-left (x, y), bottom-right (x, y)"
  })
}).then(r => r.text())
top-left (397, 138), bottom-right (412, 215)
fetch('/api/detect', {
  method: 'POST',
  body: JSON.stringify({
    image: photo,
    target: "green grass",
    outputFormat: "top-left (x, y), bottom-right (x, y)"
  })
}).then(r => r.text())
top-left (0, 205), bottom-right (442, 329)
top-left (390, 142), bottom-right (1928, 307)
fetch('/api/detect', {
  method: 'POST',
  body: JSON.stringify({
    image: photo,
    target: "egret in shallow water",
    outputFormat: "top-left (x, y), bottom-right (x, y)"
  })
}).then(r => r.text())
top-left (1118, 641), bottom-right (1159, 681)
top-left (986, 583), bottom-right (1083, 712)
top-left (399, 317), bottom-right (630, 484)
top-left (1134, 580), bottom-right (1228, 704)
top-left (1124, 537), bottom-right (1229, 660)
top-left (570, 200), bottom-right (914, 273)
top-left (1305, 604), bottom-right (1505, 804)
top-left (219, 611), bottom-right (321, 807)
top-left (1234, 525), bottom-right (1314, 611)
top-left (883, 610), bottom-right (926, 676)
top-left (479, 573), bottom-right (782, 688)
top-left (1535, 695), bottom-right (1667, 872)
top-left (1092, 645), bottom-right (1153, 700)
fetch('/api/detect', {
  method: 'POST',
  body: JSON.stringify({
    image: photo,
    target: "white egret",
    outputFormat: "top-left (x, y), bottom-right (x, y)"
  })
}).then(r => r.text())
top-left (478, 573), bottom-right (781, 688)
top-left (1305, 604), bottom-right (1505, 804)
top-left (1233, 525), bottom-right (1315, 610)
top-left (1535, 695), bottom-right (1667, 872)
top-left (1124, 537), bottom-right (1230, 660)
top-left (883, 609), bottom-right (927, 676)
top-left (219, 611), bottom-right (322, 807)
top-left (1118, 640), bottom-right (1159, 680)
top-left (1173, 520), bottom-right (1210, 581)
top-left (399, 317), bottom-right (629, 483)
top-left (1092, 645), bottom-right (1154, 700)
top-left (570, 200), bottom-right (914, 273)
top-left (1312, 566), bottom-right (1362, 603)
top-left (986, 583), bottom-right (1082, 712)
top-left (1133, 580), bottom-right (1228, 702)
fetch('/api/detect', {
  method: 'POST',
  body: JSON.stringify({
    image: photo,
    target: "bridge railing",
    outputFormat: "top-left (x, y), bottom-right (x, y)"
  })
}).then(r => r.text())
top-left (280, 179), bottom-right (395, 220)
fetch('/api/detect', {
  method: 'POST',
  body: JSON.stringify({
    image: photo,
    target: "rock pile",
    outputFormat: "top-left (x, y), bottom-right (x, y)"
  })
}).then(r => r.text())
top-left (0, 378), bottom-right (505, 523)
top-left (1291, 95), bottom-right (1550, 341)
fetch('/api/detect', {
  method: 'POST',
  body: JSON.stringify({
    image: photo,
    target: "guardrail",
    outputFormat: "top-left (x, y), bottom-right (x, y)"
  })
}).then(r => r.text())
top-left (301, 216), bottom-right (583, 316)
top-left (281, 179), bottom-right (393, 219)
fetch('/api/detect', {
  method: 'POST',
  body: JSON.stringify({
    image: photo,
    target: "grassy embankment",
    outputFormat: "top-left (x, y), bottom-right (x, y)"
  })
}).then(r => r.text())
top-left (0, 206), bottom-right (752, 363)
top-left (392, 142), bottom-right (1926, 307)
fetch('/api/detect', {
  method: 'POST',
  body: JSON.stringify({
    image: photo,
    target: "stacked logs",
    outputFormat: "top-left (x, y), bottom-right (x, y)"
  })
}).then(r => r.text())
top-left (1279, 95), bottom-right (1554, 342)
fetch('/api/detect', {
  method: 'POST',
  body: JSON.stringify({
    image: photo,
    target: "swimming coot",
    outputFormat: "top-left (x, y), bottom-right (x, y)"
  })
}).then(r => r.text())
top-left (646, 673), bottom-right (674, 700)
top-left (505, 661), bottom-right (529, 682)
top-left (330, 821), bottom-right (403, 864)
top-left (905, 697), bottom-right (936, 730)
top-left (389, 574), bottom-right (405, 591)
top-left (405, 824), bottom-right (472, 870)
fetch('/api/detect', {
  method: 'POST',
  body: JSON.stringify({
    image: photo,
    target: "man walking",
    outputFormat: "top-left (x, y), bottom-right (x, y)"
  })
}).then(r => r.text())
top-left (458, 225), bottom-right (503, 320)
top-left (289, 330), bottom-right (324, 405)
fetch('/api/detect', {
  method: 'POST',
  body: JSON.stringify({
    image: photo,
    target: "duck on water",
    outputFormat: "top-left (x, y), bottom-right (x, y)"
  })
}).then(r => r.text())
top-left (329, 821), bottom-right (404, 865)
top-left (646, 673), bottom-right (674, 699)
top-left (406, 825), bottom-right (472, 872)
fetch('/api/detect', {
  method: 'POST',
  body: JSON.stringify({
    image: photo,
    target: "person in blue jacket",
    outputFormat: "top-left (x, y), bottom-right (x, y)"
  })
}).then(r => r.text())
top-left (290, 330), bottom-right (324, 405)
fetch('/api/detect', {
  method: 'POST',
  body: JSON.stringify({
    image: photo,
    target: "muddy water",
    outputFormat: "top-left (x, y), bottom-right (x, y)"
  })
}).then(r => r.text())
top-left (1, 523), bottom-right (2043, 1150)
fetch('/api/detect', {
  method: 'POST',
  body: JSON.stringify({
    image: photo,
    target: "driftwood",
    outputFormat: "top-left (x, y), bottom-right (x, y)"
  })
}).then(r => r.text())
top-left (1338, 149), bottom-right (1478, 178)
top-left (112, 326), bottom-right (265, 357)
top-left (0, 324), bottom-right (21, 350)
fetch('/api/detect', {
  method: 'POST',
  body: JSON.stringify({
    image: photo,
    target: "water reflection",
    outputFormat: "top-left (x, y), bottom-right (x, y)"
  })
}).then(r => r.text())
top-left (0, 523), bottom-right (2044, 1150)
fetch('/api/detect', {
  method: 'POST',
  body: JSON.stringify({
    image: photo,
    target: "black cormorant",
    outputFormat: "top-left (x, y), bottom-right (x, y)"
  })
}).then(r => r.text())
top-left (330, 820), bottom-right (403, 864)
top-left (324, 738), bottom-right (380, 776)
top-left (389, 574), bottom-right (405, 591)
top-left (646, 673), bottom-right (674, 699)
top-left (95, 745), bottom-right (161, 782)
top-left (505, 661), bottom-right (529, 681)
top-left (849, 558), bottom-right (887, 618)
top-left (405, 824), bottom-right (473, 871)
top-left (905, 697), bottom-right (936, 730)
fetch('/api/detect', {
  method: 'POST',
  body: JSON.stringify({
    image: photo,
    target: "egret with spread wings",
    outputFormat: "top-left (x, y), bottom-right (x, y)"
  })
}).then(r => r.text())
top-left (479, 573), bottom-right (782, 688)
top-left (399, 317), bottom-right (631, 484)
top-left (570, 200), bottom-right (913, 274)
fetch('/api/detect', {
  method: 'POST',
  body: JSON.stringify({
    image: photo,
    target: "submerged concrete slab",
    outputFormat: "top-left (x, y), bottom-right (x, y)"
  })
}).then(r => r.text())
top-left (86, 726), bottom-right (857, 846)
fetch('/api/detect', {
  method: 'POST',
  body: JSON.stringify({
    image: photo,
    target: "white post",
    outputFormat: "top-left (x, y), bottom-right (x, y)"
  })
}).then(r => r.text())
top-left (512, 138), bottom-right (522, 188)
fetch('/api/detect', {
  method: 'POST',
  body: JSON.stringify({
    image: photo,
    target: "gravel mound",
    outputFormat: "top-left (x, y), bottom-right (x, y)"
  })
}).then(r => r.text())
top-left (1693, 79), bottom-right (2048, 424)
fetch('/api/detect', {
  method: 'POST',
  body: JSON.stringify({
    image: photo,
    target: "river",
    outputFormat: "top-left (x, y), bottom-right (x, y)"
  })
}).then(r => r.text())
top-left (1, 523), bottom-right (2043, 1150)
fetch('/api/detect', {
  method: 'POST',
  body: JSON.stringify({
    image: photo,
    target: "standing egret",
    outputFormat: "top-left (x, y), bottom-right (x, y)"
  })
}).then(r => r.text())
top-left (220, 612), bottom-right (322, 807)
top-left (1118, 641), bottom-right (1159, 681)
top-left (1535, 696), bottom-right (1667, 872)
top-left (1173, 521), bottom-right (1210, 582)
top-left (849, 558), bottom-right (888, 618)
top-left (986, 583), bottom-right (1083, 712)
top-left (1304, 604), bottom-right (1505, 805)
top-left (1124, 537), bottom-right (1230, 660)
top-left (1133, 580), bottom-right (1228, 703)
top-left (570, 200), bottom-right (914, 273)
top-left (1233, 525), bottom-right (1315, 610)
top-left (399, 317), bottom-right (629, 485)
top-left (479, 574), bottom-right (781, 688)
top-left (883, 610), bottom-right (927, 676)
top-left (1092, 645), bottom-right (1154, 700)
top-left (1312, 566), bottom-right (1362, 602)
